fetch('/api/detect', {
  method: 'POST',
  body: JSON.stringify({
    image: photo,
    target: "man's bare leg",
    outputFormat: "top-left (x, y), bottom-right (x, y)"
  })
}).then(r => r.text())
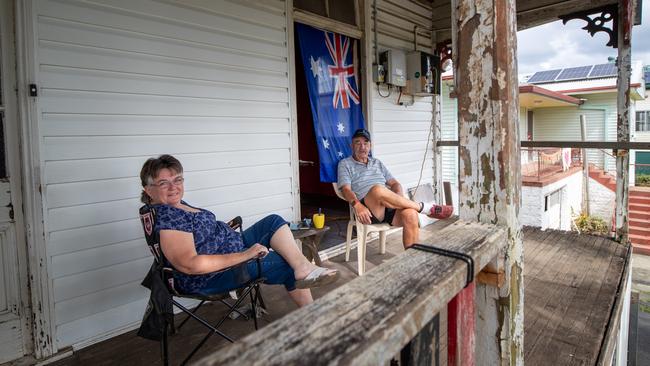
top-left (391, 208), bottom-right (420, 248)
top-left (362, 185), bottom-right (420, 221)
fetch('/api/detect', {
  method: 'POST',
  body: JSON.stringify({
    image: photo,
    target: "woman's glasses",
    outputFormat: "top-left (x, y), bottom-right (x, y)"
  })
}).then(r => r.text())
top-left (150, 176), bottom-right (184, 190)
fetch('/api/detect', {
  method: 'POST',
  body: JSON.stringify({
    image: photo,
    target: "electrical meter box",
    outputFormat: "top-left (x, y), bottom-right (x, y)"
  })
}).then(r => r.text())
top-left (379, 49), bottom-right (406, 87)
top-left (406, 51), bottom-right (441, 95)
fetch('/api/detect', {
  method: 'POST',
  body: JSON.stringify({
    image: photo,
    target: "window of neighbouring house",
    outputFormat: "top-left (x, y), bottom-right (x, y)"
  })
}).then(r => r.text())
top-left (636, 111), bottom-right (650, 132)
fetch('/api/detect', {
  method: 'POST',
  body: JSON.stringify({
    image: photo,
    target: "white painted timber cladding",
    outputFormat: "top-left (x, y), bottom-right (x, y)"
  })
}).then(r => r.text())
top-left (371, 0), bottom-right (435, 190)
top-left (33, 0), bottom-right (291, 348)
top-left (635, 93), bottom-right (650, 143)
top-left (575, 93), bottom-right (618, 172)
top-left (532, 107), bottom-right (607, 170)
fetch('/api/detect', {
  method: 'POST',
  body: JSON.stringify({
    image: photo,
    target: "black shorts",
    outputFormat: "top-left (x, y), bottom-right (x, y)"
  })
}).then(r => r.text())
top-left (360, 198), bottom-right (396, 225)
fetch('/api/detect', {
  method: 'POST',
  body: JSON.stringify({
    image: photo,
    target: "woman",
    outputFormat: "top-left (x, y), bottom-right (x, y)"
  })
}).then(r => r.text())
top-left (140, 154), bottom-right (338, 307)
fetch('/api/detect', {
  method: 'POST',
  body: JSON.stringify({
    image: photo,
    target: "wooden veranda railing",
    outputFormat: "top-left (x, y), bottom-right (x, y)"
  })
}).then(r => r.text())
top-left (195, 221), bottom-right (506, 365)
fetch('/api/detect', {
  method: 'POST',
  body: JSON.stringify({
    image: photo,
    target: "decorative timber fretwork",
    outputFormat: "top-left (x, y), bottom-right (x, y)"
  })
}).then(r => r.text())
top-left (560, 4), bottom-right (619, 48)
top-left (436, 40), bottom-right (452, 70)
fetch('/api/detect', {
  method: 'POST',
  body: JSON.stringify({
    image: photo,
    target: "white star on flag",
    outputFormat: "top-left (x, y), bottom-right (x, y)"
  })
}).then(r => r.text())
top-left (310, 56), bottom-right (321, 78)
top-left (337, 122), bottom-right (345, 134)
top-left (322, 138), bottom-right (330, 149)
top-left (337, 151), bottom-right (344, 158)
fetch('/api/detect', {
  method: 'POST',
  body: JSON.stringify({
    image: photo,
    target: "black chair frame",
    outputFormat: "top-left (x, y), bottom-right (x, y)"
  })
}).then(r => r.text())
top-left (139, 205), bottom-right (266, 366)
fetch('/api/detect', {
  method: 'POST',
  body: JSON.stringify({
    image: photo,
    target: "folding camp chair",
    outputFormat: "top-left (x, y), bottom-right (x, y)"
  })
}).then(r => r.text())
top-left (138, 205), bottom-right (266, 366)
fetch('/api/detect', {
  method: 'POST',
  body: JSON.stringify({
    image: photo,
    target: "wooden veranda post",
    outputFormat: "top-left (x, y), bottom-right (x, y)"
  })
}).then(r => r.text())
top-left (452, 0), bottom-right (524, 364)
top-left (615, 0), bottom-right (635, 243)
top-left (581, 115), bottom-right (590, 215)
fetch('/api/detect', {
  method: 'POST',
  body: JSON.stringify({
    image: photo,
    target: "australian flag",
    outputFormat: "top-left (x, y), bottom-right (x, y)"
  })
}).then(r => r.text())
top-left (296, 23), bottom-right (366, 183)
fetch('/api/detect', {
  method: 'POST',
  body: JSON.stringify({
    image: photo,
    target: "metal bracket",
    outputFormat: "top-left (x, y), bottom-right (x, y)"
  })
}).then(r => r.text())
top-left (560, 5), bottom-right (618, 48)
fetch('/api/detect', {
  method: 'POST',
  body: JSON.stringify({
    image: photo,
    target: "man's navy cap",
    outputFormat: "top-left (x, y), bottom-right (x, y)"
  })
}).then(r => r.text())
top-left (352, 128), bottom-right (371, 141)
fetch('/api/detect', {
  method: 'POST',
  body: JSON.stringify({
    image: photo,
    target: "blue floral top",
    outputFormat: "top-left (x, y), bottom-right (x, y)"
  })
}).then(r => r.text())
top-left (153, 201), bottom-right (245, 294)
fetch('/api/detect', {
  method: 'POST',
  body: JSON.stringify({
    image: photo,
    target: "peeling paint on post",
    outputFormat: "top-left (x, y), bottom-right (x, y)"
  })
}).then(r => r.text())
top-left (615, 0), bottom-right (634, 244)
top-left (451, 0), bottom-right (523, 364)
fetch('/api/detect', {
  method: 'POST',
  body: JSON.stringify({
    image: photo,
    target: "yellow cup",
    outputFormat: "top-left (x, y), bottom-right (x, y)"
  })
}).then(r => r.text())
top-left (312, 213), bottom-right (325, 229)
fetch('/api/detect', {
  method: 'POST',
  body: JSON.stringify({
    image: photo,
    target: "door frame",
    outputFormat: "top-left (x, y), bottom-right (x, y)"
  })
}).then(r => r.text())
top-left (285, 0), bottom-right (372, 221)
top-left (1, 0), bottom-right (34, 360)
top-left (14, 0), bottom-right (56, 358)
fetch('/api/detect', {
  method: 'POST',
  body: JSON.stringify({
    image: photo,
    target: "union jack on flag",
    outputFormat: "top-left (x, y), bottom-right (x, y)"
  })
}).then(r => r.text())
top-left (296, 23), bottom-right (366, 183)
top-left (325, 33), bottom-right (360, 109)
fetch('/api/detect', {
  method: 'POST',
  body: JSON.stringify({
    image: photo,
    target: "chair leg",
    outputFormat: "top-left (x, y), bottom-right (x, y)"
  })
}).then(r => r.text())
top-left (345, 221), bottom-right (354, 262)
top-left (218, 299), bottom-right (250, 320)
top-left (162, 322), bottom-right (169, 366)
top-left (173, 299), bottom-right (235, 366)
top-left (357, 225), bottom-right (366, 276)
top-left (379, 231), bottom-right (387, 254)
top-left (249, 286), bottom-right (259, 330)
top-left (177, 300), bottom-right (206, 330)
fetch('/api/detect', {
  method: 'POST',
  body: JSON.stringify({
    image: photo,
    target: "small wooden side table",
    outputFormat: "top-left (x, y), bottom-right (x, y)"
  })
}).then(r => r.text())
top-left (291, 226), bottom-right (330, 266)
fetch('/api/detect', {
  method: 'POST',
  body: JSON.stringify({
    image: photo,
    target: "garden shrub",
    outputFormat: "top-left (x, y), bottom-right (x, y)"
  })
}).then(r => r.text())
top-left (636, 174), bottom-right (650, 187)
top-left (574, 214), bottom-right (609, 235)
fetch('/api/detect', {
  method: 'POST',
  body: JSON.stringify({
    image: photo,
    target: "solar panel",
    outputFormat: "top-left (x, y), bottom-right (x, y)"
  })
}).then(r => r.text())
top-left (527, 69), bottom-right (562, 83)
top-left (588, 63), bottom-right (617, 78)
top-left (555, 66), bottom-right (593, 81)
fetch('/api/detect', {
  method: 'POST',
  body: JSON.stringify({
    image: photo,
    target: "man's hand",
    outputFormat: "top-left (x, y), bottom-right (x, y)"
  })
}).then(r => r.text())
top-left (246, 243), bottom-right (269, 259)
top-left (353, 203), bottom-right (373, 224)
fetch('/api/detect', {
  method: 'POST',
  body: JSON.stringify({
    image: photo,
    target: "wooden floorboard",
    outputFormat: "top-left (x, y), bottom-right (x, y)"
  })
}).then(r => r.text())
top-left (526, 234), bottom-right (606, 365)
top-left (523, 228), bottom-right (627, 366)
top-left (523, 230), bottom-right (585, 348)
top-left (44, 223), bottom-right (627, 366)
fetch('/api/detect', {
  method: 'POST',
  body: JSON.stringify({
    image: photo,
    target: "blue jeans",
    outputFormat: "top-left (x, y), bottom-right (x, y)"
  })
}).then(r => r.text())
top-left (197, 214), bottom-right (296, 294)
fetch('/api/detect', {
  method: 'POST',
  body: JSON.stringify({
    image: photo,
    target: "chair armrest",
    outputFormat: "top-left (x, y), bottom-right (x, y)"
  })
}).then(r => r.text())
top-left (227, 216), bottom-right (243, 233)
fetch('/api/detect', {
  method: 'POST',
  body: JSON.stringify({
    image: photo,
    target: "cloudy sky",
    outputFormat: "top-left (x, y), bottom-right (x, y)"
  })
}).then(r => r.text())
top-left (517, 0), bottom-right (650, 75)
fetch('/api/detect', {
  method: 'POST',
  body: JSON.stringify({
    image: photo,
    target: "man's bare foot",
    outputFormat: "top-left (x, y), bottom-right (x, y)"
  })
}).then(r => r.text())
top-left (421, 202), bottom-right (454, 219)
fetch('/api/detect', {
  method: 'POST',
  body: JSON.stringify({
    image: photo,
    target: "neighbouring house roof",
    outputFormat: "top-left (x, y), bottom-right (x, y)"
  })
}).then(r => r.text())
top-left (523, 61), bottom-right (645, 99)
top-left (445, 81), bottom-right (582, 108)
top-left (442, 61), bottom-right (646, 101)
top-left (519, 84), bottom-right (583, 108)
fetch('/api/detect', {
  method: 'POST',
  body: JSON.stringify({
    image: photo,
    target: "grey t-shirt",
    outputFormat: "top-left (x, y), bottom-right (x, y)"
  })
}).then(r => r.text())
top-left (337, 156), bottom-right (395, 199)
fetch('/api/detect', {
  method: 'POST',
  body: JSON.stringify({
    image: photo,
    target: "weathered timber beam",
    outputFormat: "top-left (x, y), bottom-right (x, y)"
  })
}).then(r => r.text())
top-left (431, 0), bottom-right (617, 43)
top-left (195, 221), bottom-right (507, 366)
top-left (453, 0), bottom-right (523, 363)
top-left (517, 0), bottom-right (618, 31)
top-left (437, 140), bottom-right (650, 150)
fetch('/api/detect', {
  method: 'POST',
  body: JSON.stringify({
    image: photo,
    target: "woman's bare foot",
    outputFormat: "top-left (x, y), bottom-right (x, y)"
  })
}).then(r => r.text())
top-left (293, 261), bottom-right (339, 287)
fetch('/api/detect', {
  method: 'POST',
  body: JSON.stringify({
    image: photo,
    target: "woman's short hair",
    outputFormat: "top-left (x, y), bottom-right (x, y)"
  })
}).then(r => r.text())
top-left (140, 154), bottom-right (183, 204)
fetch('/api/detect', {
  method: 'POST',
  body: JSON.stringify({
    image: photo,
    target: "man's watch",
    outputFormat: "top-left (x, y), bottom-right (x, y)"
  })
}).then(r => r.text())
top-left (350, 199), bottom-right (360, 207)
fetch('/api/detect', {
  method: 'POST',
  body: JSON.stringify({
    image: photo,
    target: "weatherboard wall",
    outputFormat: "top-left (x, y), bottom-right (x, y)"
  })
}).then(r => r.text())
top-left (32, 0), bottom-right (293, 349)
top-left (635, 95), bottom-right (650, 143)
top-left (370, 0), bottom-right (436, 191)
top-left (574, 92), bottom-right (618, 172)
top-left (532, 107), bottom-right (607, 170)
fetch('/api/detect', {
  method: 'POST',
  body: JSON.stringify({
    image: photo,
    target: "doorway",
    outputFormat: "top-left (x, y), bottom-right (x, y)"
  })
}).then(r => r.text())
top-left (545, 189), bottom-right (563, 230)
top-left (294, 27), bottom-right (354, 250)
top-left (0, 1), bottom-right (32, 363)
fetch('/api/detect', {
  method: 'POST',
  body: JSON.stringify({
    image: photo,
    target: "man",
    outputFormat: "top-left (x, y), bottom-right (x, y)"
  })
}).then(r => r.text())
top-left (337, 129), bottom-right (453, 248)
